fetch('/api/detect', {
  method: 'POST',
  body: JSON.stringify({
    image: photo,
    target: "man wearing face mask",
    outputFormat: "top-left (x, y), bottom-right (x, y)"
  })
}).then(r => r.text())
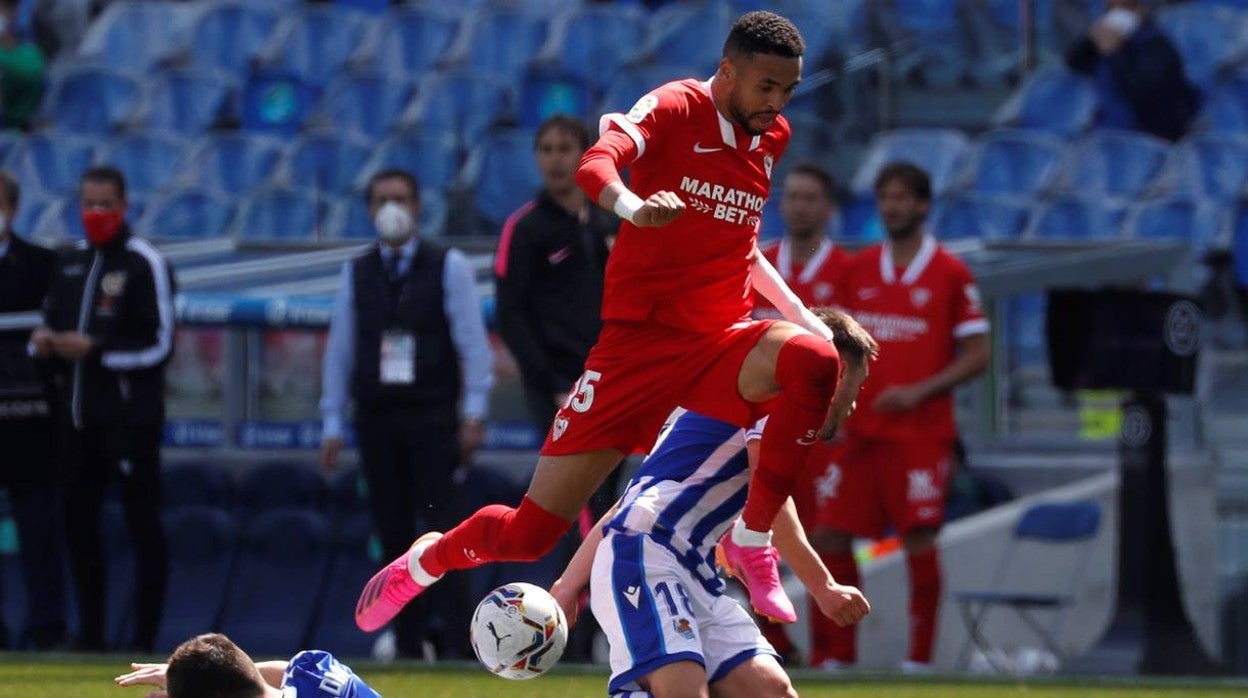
top-left (32, 166), bottom-right (175, 652)
top-left (320, 169), bottom-right (493, 659)
top-left (1065, 0), bottom-right (1199, 142)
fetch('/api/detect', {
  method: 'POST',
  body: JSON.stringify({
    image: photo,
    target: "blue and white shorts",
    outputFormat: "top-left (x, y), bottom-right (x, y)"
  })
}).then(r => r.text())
top-left (590, 530), bottom-right (777, 697)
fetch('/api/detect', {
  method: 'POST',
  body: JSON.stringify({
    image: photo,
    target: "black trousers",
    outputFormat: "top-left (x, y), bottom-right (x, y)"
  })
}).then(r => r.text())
top-left (60, 421), bottom-right (167, 651)
top-left (356, 404), bottom-right (470, 658)
top-left (0, 417), bottom-right (67, 649)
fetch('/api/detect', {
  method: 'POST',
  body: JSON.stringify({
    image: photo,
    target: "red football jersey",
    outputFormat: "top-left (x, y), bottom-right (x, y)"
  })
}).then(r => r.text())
top-left (835, 234), bottom-right (988, 441)
top-left (598, 78), bottom-right (790, 332)
top-left (754, 238), bottom-right (854, 318)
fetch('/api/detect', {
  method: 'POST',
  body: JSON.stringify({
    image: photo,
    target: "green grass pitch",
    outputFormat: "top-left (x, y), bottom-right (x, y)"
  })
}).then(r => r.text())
top-left (2, 657), bottom-right (1246, 698)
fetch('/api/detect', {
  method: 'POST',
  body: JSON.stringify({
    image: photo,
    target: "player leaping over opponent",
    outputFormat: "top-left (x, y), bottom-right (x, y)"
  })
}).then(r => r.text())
top-left (356, 10), bottom-right (861, 633)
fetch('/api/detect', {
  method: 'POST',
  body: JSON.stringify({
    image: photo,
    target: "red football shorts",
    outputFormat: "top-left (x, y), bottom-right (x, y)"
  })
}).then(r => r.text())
top-left (541, 319), bottom-right (778, 456)
top-left (790, 440), bottom-right (845, 531)
top-left (814, 436), bottom-right (954, 538)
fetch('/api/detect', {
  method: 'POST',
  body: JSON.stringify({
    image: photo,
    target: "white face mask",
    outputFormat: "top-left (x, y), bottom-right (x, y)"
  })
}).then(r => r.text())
top-left (1102, 8), bottom-right (1141, 38)
top-left (374, 201), bottom-right (414, 245)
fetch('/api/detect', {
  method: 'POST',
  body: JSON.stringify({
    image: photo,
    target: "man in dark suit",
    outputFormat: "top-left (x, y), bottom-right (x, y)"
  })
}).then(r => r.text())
top-left (0, 169), bottom-right (66, 649)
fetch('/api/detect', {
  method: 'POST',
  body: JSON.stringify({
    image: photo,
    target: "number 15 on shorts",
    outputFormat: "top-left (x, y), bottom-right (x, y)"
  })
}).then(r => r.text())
top-left (564, 370), bottom-right (602, 413)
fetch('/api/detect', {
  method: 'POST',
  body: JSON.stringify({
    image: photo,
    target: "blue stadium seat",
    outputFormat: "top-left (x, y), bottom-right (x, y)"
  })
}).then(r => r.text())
top-left (219, 509), bottom-right (331, 655)
top-left (45, 66), bottom-right (142, 134)
top-left (233, 189), bottom-right (331, 244)
top-left (932, 195), bottom-right (1032, 241)
top-left (186, 134), bottom-right (284, 196)
top-left (369, 7), bottom-right (462, 78)
top-left (239, 71), bottom-right (317, 136)
top-left (9, 134), bottom-right (97, 195)
top-left (144, 187), bottom-right (236, 240)
top-left (634, 2), bottom-right (734, 76)
top-left (236, 461), bottom-right (324, 517)
top-left (1124, 197), bottom-right (1227, 254)
top-left (1200, 74), bottom-right (1248, 131)
top-left (964, 129), bottom-right (1067, 197)
top-left (1236, 203), bottom-right (1248, 286)
top-left (11, 194), bottom-right (53, 237)
top-left (881, 0), bottom-right (974, 86)
top-left (463, 129), bottom-right (543, 230)
top-left (398, 70), bottom-right (513, 147)
top-left (1029, 194), bottom-right (1127, 241)
top-left (329, 188), bottom-right (447, 241)
top-left (597, 63), bottom-right (704, 117)
top-left (307, 513), bottom-right (377, 657)
top-left (851, 128), bottom-right (971, 197)
top-left (75, 1), bottom-right (194, 73)
top-left (784, 1), bottom-right (867, 63)
top-left (534, 4), bottom-right (647, 91)
top-left (255, 5), bottom-right (377, 86)
top-left (443, 8), bottom-right (549, 83)
top-left (517, 71), bottom-right (592, 127)
top-left (994, 67), bottom-right (1098, 136)
top-left (358, 132), bottom-right (460, 194)
top-left (155, 506), bottom-right (238, 653)
top-left (144, 70), bottom-right (235, 135)
top-left (99, 132), bottom-right (189, 197)
top-left (308, 72), bottom-right (415, 140)
top-left (283, 133), bottom-right (373, 196)
top-left (180, 1), bottom-right (279, 76)
top-left (1165, 133), bottom-right (1248, 201)
top-left (1056, 131), bottom-right (1170, 199)
top-left (1157, 4), bottom-right (1248, 93)
top-left (161, 461), bottom-right (233, 510)
top-left (0, 131), bottom-right (22, 165)
top-left (970, 0), bottom-right (1059, 82)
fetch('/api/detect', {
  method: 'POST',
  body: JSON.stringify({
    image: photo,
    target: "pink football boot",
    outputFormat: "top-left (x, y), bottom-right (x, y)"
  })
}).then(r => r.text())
top-left (355, 531), bottom-right (443, 632)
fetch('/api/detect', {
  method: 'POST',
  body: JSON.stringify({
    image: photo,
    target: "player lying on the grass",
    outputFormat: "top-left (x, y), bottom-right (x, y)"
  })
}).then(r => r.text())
top-left (113, 633), bottom-right (380, 698)
top-left (548, 310), bottom-right (877, 698)
top-left (354, 10), bottom-right (864, 637)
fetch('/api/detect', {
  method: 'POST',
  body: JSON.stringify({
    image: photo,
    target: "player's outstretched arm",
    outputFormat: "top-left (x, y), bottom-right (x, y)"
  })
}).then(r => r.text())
top-left (550, 501), bottom-right (619, 628)
top-left (750, 252), bottom-right (833, 342)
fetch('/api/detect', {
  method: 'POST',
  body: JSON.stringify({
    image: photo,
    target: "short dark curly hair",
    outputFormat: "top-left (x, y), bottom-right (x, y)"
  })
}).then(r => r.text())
top-left (723, 11), bottom-right (805, 61)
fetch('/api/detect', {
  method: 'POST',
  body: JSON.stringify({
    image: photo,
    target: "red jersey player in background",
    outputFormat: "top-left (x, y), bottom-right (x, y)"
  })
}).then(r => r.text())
top-left (355, 11), bottom-right (867, 634)
top-left (813, 162), bottom-right (990, 671)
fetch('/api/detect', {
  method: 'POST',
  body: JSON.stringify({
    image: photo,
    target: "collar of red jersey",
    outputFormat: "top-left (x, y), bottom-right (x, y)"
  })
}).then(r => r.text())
top-left (880, 230), bottom-right (938, 285)
top-left (777, 237), bottom-right (835, 285)
top-left (702, 77), bottom-right (763, 152)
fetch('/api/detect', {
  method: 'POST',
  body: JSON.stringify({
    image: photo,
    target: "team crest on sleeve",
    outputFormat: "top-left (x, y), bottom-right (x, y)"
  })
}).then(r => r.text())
top-left (552, 416), bottom-right (569, 441)
top-left (964, 284), bottom-right (982, 313)
top-left (626, 94), bottom-right (659, 123)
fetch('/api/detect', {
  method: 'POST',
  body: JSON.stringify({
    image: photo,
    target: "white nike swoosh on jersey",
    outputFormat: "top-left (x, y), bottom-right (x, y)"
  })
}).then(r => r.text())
top-left (693, 143), bottom-right (721, 154)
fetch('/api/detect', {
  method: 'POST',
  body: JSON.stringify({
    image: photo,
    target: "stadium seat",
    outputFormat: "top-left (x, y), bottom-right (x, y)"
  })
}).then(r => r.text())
top-left (307, 513), bottom-right (378, 657)
top-left (282, 133), bottom-right (373, 196)
top-left (75, 1), bottom-right (195, 73)
top-left (993, 67), bottom-right (1098, 136)
top-left (233, 189), bottom-right (331, 244)
top-left (155, 506), bottom-right (239, 653)
top-left (462, 129), bottom-right (543, 231)
top-left (0, 131), bottom-right (21, 165)
top-left (235, 461), bottom-right (324, 516)
top-left (597, 63), bottom-right (704, 116)
top-left (366, 7), bottom-right (461, 78)
top-left (161, 461), bottom-right (234, 510)
top-left (11, 194), bottom-right (53, 238)
top-left (533, 4), bottom-right (647, 92)
top-left (143, 69), bottom-right (236, 135)
top-left (185, 134), bottom-right (285, 196)
top-left (1163, 133), bottom-right (1248, 201)
top-left (632, 2), bottom-right (734, 76)
top-left (239, 71), bottom-right (317, 136)
top-left (517, 71), bottom-right (592, 128)
top-left (932, 194), bottom-right (1032, 241)
top-left (1125, 196), bottom-right (1228, 255)
top-left (43, 66), bottom-right (142, 134)
top-left (784, 1), bottom-right (867, 64)
top-left (143, 187), bottom-right (236, 241)
top-left (176, 1), bottom-right (279, 76)
top-left (1236, 204), bottom-right (1248, 286)
top-left (1028, 194), bottom-right (1127, 241)
top-left (397, 70), bottom-right (513, 147)
top-left (851, 128), bottom-right (971, 198)
top-left (1055, 131), bottom-right (1170, 199)
top-left (968, 0), bottom-right (1060, 83)
top-left (99, 132), bottom-right (190, 197)
top-left (357, 131), bottom-right (460, 194)
top-left (1156, 4), bottom-right (1248, 93)
top-left (878, 0), bottom-right (974, 87)
top-left (254, 5), bottom-right (377, 86)
top-left (1199, 74), bottom-right (1248, 132)
top-left (219, 509), bottom-right (331, 655)
top-left (8, 134), bottom-right (96, 196)
top-left (442, 7), bottom-right (550, 83)
top-left (328, 188), bottom-right (447, 241)
top-left (307, 72), bottom-right (415, 140)
top-left (963, 129), bottom-right (1067, 197)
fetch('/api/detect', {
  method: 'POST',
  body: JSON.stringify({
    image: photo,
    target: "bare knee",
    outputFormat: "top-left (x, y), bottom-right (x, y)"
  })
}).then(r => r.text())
top-left (711, 656), bottom-right (794, 698)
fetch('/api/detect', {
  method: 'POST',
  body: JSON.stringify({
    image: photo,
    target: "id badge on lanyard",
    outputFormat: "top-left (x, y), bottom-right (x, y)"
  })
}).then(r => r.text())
top-left (380, 330), bottom-right (416, 385)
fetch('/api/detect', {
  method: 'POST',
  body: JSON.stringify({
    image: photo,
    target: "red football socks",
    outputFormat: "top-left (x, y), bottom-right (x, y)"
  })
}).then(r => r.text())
top-left (907, 547), bottom-right (942, 664)
top-left (422, 495), bottom-right (573, 577)
top-left (742, 333), bottom-right (840, 533)
top-left (811, 550), bottom-right (860, 665)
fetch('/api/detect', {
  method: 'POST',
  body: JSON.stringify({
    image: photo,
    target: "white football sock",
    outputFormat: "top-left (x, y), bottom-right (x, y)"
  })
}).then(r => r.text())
top-left (731, 518), bottom-right (773, 547)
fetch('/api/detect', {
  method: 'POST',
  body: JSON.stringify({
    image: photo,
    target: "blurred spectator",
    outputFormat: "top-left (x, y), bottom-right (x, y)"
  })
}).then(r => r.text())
top-left (319, 170), bottom-right (493, 659)
top-left (0, 170), bottom-right (67, 650)
top-left (813, 162), bottom-right (990, 670)
top-left (1065, 0), bottom-right (1200, 141)
top-left (32, 166), bottom-right (175, 651)
top-left (0, 0), bottom-right (44, 130)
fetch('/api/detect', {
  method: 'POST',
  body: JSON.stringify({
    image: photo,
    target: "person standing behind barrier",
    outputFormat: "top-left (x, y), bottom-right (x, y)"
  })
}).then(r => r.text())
top-left (31, 166), bottom-right (175, 651)
top-left (0, 170), bottom-right (66, 649)
top-left (320, 169), bottom-right (494, 659)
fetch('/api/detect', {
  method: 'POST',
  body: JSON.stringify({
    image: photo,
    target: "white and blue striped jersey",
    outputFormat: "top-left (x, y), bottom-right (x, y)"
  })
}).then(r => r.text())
top-left (605, 408), bottom-right (762, 595)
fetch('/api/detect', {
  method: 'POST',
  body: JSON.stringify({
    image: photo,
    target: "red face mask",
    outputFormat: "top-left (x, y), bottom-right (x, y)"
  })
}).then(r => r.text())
top-left (82, 208), bottom-right (124, 246)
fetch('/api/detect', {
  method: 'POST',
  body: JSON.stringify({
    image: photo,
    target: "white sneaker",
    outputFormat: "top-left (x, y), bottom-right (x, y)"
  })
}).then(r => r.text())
top-left (818, 659), bottom-right (852, 672)
top-left (898, 659), bottom-right (934, 674)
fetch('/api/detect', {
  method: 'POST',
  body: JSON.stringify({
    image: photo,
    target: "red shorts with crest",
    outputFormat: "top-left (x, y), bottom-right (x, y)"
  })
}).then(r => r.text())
top-left (813, 436), bottom-right (953, 538)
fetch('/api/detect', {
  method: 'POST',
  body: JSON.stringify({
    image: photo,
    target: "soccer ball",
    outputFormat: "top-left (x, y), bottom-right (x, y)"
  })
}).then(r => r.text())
top-left (469, 582), bottom-right (568, 680)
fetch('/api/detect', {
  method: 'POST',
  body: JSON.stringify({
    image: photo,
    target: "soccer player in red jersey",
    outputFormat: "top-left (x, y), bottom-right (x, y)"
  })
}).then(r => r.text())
top-left (355, 11), bottom-right (866, 633)
top-left (813, 162), bottom-right (990, 670)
